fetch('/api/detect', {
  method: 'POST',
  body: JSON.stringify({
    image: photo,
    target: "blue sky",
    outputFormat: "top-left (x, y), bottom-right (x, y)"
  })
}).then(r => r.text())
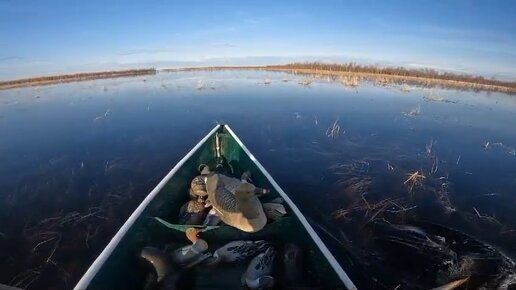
top-left (0, 0), bottom-right (515, 80)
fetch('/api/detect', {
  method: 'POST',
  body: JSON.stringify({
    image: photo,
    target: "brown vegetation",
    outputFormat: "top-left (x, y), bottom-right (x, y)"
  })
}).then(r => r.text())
top-left (267, 62), bottom-right (516, 94)
top-left (0, 68), bottom-right (156, 90)
top-left (2, 62), bottom-right (515, 94)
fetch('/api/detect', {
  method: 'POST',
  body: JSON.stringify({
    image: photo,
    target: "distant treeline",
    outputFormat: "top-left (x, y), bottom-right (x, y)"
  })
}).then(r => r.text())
top-left (0, 68), bottom-right (156, 90)
top-left (268, 62), bottom-right (516, 90)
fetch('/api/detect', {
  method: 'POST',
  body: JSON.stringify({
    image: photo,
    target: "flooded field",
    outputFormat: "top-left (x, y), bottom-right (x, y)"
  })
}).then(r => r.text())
top-left (1, 70), bottom-right (515, 289)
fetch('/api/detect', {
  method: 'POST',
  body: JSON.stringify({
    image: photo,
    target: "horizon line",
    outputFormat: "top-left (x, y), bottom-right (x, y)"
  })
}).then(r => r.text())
top-left (1, 63), bottom-right (515, 94)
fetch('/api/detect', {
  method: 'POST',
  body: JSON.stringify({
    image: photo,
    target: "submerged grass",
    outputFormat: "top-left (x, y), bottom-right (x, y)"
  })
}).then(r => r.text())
top-left (2, 69), bottom-right (516, 289)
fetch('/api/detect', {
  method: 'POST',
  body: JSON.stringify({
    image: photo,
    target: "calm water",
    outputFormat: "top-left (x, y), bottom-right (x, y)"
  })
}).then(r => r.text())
top-left (1, 70), bottom-right (515, 289)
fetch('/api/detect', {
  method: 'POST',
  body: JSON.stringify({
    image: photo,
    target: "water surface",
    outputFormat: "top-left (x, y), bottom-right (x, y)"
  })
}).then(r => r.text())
top-left (1, 70), bottom-right (515, 289)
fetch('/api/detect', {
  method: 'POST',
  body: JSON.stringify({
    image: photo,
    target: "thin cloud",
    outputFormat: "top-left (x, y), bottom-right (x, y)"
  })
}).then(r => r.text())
top-left (244, 18), bottom-right (260, 25)
top-left (118, 48), bottom-right (176, 56)
top-left (212, 42), bottom-right (239, 48)
top-left (420, 24), bottom-right (513, 43)
top-left (0, 56), bottom-right (23, 61)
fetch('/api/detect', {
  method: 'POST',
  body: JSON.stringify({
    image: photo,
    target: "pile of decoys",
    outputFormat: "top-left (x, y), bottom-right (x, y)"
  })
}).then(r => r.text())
top-left (140, 229), bottom-right (307, 290)
top-left (178, 164), bottom-right (286, 232)
top-left (140, 165), bottom-right (296, 290)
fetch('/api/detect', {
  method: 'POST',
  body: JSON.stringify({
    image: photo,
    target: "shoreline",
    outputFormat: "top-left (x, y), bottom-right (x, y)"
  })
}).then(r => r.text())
top-left (1, 65), bottom-right (514, 94)
top-left (265, 67), bottom-right (516, 94)
top-left (0, 68), bottom-right (156, 90)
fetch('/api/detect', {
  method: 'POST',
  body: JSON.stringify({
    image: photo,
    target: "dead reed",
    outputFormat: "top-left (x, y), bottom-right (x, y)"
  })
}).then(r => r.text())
top-left (268, 62), bottom-right (516, 94)
top-left (404, 170), bottom-right (426, 193)
top-left (332, 193), bottom-right (416, 223)
top-left (326, 119), bottom-right (341, 139)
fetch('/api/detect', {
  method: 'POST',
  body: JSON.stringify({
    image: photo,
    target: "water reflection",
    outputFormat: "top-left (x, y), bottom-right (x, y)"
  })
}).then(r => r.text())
top-left (0, 70), bottom-right (515, 289)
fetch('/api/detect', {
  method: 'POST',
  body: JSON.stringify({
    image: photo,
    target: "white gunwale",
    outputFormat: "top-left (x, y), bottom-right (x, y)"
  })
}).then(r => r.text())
top-left (73, 125), bottom-right (221, 290)
top-left (225, 124), bottom-right (358, 290)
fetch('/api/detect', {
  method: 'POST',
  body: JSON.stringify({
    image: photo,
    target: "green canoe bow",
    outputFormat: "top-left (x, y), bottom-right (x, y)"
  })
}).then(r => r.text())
top-left (74, 124), bottom-right (357, 290)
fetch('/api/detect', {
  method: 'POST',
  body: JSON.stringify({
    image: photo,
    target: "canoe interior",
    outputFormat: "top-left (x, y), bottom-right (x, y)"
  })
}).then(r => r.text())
top-left (85, 125), bottom-right (345, 289)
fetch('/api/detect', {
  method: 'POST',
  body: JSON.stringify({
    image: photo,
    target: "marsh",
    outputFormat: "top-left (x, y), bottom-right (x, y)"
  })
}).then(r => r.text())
top-left (0, 70), bottom-right (515, 289)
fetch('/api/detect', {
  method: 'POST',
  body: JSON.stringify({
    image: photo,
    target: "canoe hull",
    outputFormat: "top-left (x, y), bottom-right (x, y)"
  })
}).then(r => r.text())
top-left (74, 124), bottom-right (356, 290)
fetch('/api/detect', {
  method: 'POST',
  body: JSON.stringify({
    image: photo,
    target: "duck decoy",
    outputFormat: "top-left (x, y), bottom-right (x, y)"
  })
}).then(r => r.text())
top-left (205, 240), bottom-right (270, 265)
top-left (169, 232), bottom-right (209, 266)
top-left (206, 174), bottom-right (267, 232)
top-left (202, 208), bottom-right (221, 226)
top-left (178, 199), bottom-right (207, 225)
top-left (262, 202), bottom-right (287, 221)
top-left (242, 246), bottom-right (276, 289)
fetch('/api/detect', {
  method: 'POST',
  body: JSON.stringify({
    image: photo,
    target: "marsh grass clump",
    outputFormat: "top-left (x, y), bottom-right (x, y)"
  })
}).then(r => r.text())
top-left (196, 80), bottom-right (206, 90)
top-left (340, 76), bottom-right (359, 87)
top-left (404, 170), bottom-right (426, 193)
top-left (403, 104), bottom-right (421, 117)
top-left (298, 79), bottom-right (311, 86)
top-left (423, 91), bottom-right (444, 102)
top-left (400, 84), bottom-right (411, 92)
